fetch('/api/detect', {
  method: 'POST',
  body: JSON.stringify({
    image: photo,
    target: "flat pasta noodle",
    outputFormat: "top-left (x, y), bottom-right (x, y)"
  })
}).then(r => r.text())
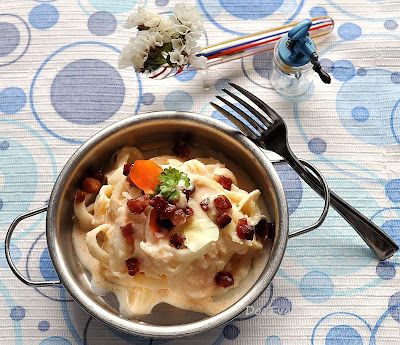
top-left (72, 146), bottom-right (270, 317)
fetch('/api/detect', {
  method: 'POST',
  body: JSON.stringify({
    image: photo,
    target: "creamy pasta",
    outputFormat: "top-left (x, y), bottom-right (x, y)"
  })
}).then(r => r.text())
top-left (72, 145), bottom-right (274, 317)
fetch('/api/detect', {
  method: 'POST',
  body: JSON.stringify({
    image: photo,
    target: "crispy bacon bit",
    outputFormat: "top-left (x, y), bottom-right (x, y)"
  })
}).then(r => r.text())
top-left (123, 163), bottom-right (133, 176)
top-left (215, 271), bottom-right (234, 288)
top-left (91, 168), bottom-right (105, 182)
top-left (75, 190), bottom-right (87, 204)
top-left (172, 141), bottom-right (190, 158)
top-left (200, 198), bottom-right (210, 211)
top-left (126, 258), bottom-right (140, 276)
top-left (216, 175), bottom-right (233, 191)
top-left (120, 223), bottom-right (134, 237)
top-left (81, 177), bottom-right (102, 194)
top-left (182, 185), bottom-right (196, 201)
top-left (236, 218), bottom-right (254, 240)
top-left (255, 219), bottom-right (276, 239)
top-left (149, 208), bottom-right (173, 238)
top-left (170, 206), bottom-right (194, 226)
top-left (127, 195), bottom-right (151, 214)
top-left (150, 195), bottom-right (176, 219)
top-left (183, 206), bottom-right (194, 217)
top-left (170, 233), bottom-right (186, 249)
top-left (213, 195), bottom-right (232, 211)
top-left (216, 212), bottom-right (232, 228)
top-left (171, 209), bottom-right (187, 226)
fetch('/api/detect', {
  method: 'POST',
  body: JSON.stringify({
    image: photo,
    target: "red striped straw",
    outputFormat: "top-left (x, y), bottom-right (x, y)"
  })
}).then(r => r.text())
top-left (150, 16), bottom-right (334, 79)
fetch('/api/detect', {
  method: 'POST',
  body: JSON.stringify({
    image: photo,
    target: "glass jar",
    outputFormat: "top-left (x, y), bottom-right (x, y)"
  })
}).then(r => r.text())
top-left (270, 41), bottom-right (314, 96)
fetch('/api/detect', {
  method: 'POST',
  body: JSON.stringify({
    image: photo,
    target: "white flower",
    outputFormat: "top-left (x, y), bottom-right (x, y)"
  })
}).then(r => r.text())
top-left (118, 31), bottom-right (164, 71)
top-left (169, 50), bottom-right (188, 66)
top-left (174, 4), bottom-right (203, 30)
top-left (155, 16), bottom-right (176, 43)
top-left (119, 4), bottom-right (206, 73)
top-left (122, 7), bottom-right (161, 29)
top-left (188, 54), bottom-right (207, 69)
top-left (171, 38), bottom-right (185, 53)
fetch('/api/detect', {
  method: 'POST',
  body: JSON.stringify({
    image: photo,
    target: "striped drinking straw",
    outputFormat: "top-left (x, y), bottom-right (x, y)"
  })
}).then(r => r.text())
top-left (150, 16), bottom-right (334, 80)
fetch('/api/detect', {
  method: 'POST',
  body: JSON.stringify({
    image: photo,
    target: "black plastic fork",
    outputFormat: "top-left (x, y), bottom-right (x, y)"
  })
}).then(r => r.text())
top-left (210, 82), bottom-right (398, 261)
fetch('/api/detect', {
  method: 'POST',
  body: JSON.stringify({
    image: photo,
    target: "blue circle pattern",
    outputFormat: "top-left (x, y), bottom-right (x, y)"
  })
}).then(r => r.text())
top-left (38, 320), bottom-right (50, 332)
top-left (300, 271), bottom-right (334, 303)
top-left (0, 87), bottom-right (26, 114)
top-left (357, 68), bottom-right (367, 76)
top-left (88, 11), bottom-right (117, 36)
top-left (10, 306), bottom-right (26, 321)
top-left (0, 22), bottom-right (20, 57)
top-left (253, 52), bottom-right (273, 80)
top-left (332, 60), bottom-right (356, 82)
top-left (388, 291), bottom-right (400, 323)
top-left (309, 6), bottom-right (327, 17)
top-left (0, 14), bottom-right (31, 67)
top-left (40, 337), bottom-right (72, 345)
top-left (337, 23), bottom-right (362, 41)
top-left (376, 261), bottom-right (396, 280)
top-left (223, 324), bottom-right (240, 340)
top-left (0, 138), bottom-right (37, 227)
top-left (142, 93), bottom-right (155, 105)
top-left (391, 72), bottom-right (400, 84)
top-left (218, 0), bottom-right (283, 20)
top-left (156, 0), bottom-right (169, 6)
top-left (174, 69), bottom-right (197, 82)
top-left (0, 140), bottom-right (9, 150)
top-left (274, 164), bottom-right (303, 215)
top-left (325, 325), bottom-right (363, 345)
top-left (29, 4), bottom-right (59, 30)
top-left (381, 219), bottom-right (400, 245)
top-left (384, 20), bottom-right (398, 30)
top-left (164, 90), bottom-right (193, 111)
top-left (215, 78), bottom-right (232, 93)
top-left (50, 58), bottom-right (125, 125)
top-left (308, 137), bottom-right (327, 155)
top-left (320, 58), bottom-right (334, 74)
top-left (88, 0), bottom-right (138, 14)
top-left (30, 41), bottom-right (142, 145)
top-left (351, 106), bottom-right (369, 122)
top-left (337, 68), bottom-right (400, 146)
top-left (385, 179), bottom-right (400, 202)
top-left (265, 336), bottom-right (282, 345)
top-left (0, 244), bottom-right (21, 268)
top-left (40, 248), bottom-right (59, 282)
top-left (271, 297), bottom-right (292, 315)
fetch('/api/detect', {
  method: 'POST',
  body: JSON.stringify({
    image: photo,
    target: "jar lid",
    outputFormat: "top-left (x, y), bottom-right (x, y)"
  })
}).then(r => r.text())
top-left (278, 19), bottom-right (316, 67)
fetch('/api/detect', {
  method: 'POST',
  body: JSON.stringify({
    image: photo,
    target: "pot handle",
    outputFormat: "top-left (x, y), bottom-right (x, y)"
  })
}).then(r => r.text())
top-left (271, 159), bottom-right (330, 238)
top-left (5, 206), bottom-right (62, 287)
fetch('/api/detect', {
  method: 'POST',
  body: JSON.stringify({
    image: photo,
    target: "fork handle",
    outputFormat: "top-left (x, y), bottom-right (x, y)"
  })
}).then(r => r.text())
top-left (284, 148), bottom-right (399, 261)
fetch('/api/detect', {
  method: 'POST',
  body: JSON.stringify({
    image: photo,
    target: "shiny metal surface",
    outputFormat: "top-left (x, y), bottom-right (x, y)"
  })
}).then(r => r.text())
top-left (5, 206), bottom-right (62, 287)
top-left (43, 111), bottom-right (289, 338)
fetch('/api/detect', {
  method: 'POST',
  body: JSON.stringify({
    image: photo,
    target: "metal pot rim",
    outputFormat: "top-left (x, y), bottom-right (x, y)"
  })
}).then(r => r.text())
top-left (46, 111), bottom-right (289, 338)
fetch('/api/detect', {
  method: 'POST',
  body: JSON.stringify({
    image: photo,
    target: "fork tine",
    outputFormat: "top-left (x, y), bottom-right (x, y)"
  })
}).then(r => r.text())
top-left (210, 102), bottom-right (259, 140)
top-left (229, 83), bottom-right (282, 122)
top-left (215, 95), bottom-right (265, 133)
top-left (221, 88), bottom-right (272, 127)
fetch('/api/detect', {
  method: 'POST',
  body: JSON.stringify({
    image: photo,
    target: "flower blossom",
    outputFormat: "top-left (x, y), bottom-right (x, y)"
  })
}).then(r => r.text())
top-left (118, 4), bottom-right (207, 73)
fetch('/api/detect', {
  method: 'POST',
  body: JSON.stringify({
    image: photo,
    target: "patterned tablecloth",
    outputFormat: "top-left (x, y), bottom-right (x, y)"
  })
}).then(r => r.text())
top-left (1, 0), bottom-right (400, 344)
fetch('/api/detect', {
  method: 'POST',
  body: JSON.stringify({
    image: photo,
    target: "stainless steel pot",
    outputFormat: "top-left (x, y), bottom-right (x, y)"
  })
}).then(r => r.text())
top-left (5, 111), bottom-right (328, 338)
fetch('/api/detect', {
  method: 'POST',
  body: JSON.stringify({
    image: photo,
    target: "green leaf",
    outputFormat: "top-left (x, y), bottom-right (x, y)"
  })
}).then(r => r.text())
top-left (155, 167), bottom-right (190, 201)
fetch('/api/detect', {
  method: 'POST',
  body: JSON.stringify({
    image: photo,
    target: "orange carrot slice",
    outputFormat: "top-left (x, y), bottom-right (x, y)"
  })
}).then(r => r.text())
top-left (129, 160), bottom-right (163, 194)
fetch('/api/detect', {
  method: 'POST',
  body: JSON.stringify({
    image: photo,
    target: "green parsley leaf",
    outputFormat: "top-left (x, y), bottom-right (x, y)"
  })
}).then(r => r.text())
top-left (155, 167), bottom-right (190, 201)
